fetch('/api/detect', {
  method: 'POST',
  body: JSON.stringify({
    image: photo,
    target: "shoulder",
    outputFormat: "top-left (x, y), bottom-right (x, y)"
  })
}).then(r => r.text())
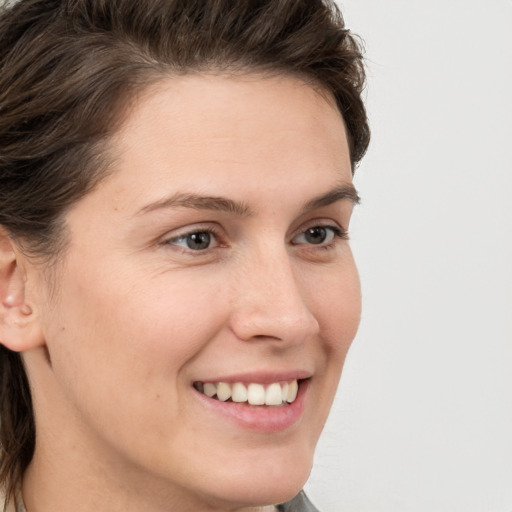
top-left (278, 491), bottom-right (321, 512)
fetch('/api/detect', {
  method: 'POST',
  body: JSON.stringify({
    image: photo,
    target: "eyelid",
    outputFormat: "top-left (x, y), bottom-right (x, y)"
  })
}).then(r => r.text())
top-left (170, 230), bottom-right (218, 250)
top-left (292, 225), bottom-right (346, 246)
top-left (161, 223), bottom-right (225, 251)
top-left (290, 219), bottom-right (348, 242)
top-left (158, 218), bottom-right (348, 255)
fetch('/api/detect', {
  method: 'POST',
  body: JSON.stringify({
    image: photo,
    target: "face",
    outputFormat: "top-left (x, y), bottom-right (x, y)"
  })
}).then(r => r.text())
top-left (27, 74), bottom-right (361, 510)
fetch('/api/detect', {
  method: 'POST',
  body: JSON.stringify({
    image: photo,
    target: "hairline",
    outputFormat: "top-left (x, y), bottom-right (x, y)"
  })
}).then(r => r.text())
top-left (24, 66), bottom-right (351, 280)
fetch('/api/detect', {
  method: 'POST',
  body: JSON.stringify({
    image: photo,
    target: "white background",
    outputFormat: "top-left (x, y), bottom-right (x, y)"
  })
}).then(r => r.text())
top-left (306, 1), bottom-right (512, 511)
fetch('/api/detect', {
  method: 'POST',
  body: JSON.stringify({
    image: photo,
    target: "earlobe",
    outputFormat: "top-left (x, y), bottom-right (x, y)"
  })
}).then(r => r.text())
top-left (0, 228), bottom-right (45, 352)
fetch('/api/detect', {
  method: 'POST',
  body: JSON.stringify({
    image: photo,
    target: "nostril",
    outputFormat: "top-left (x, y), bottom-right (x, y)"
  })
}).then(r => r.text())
top-left (252, 334), bottom-right (280, 341)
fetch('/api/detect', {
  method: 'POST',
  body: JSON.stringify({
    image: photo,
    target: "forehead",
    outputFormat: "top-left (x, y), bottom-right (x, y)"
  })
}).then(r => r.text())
top-left (115, 73), bottom-right (346, 153)
top-left (89, 73), bottom-right (353, 215)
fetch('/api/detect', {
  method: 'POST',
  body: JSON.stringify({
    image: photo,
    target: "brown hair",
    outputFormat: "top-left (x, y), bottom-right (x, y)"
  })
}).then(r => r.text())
top-left (0, 0), bottom-right (370, 503)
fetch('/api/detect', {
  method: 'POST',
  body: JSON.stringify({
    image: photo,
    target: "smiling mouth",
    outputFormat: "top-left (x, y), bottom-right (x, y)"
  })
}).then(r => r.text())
top-left (193, 379), bottom-right (301, 406)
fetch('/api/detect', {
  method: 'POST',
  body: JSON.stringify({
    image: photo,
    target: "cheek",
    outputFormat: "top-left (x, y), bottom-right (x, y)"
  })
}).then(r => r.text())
top-left (42, 261), bottom-right (226, 405)
top-left (38, 265), bottom-right (230, 464)
top-left (309, 257), bottom-right (361, 359)
top-left (55, 259), bottom-right (224, 347)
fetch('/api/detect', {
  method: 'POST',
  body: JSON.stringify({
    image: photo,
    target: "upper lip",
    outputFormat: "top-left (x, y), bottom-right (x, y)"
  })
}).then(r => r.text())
top-left (193, 369), bottom-right (312, 385)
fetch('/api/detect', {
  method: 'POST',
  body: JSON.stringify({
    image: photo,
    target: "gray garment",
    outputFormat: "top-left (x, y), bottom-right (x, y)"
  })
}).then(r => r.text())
top-left (279, 491), bottom-right (320, 512)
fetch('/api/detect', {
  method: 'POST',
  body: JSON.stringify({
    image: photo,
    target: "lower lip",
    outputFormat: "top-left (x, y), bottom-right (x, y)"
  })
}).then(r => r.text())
top-left (193, 380), bottom-right (309, 433)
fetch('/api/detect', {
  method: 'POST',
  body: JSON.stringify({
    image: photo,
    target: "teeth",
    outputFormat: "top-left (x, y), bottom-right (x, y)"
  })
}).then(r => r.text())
top-left (287, 379), bottom-right (298, 403)
top-left (232, 382), bottom-right (248, 403)
top-left (282, 381), bottom-right (289, 399)
top-left (265, 383), bottom-right (283, 406)
top-left (195, 379), bottom-right (300, 406)
top-left (203, 382), bottom-right (217, 398)
top-left (216, 382), bottom-right (231, 402)
top-left (247, 383), bottom-right (266, 405)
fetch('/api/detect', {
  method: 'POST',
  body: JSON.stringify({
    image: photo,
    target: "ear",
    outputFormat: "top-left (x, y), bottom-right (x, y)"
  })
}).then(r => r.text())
top-left (0, 228), bottom-right (45, 352)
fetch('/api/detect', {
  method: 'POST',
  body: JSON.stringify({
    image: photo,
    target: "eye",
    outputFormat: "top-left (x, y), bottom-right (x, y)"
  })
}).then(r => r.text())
top-left (168, 230), bottom-right (219, 251)
top-left (292, 225), bottom-right (345, 246)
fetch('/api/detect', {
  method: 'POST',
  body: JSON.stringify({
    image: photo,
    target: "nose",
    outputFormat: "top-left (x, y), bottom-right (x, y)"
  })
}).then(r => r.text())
top-left (228, 249), bottom-right (320, 346)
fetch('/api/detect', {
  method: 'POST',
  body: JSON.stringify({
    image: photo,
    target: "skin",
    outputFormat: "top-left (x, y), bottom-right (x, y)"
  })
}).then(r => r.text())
top-left (1, 74), bottom-right (361, 512)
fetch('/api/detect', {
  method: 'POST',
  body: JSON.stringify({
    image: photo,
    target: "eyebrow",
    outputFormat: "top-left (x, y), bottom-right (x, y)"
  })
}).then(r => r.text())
top-left (301, 183), bottom-right (360, 214)
top-left (137, 183), bottom-right (359, 217)
top-left (137, 193), bottom-right (252, 216)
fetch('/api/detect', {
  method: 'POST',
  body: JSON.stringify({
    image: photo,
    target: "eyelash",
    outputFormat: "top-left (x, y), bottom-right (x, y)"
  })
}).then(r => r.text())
top-left (163, 222), bottom-right (348, 255)
top-left (291, 224), bottom-right (348, 249)
top-left (164, 226), bottom-right (222, 254)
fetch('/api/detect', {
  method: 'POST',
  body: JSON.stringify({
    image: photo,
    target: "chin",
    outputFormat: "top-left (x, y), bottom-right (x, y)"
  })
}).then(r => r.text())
top-left (194, 445), bottom-right (314, 508)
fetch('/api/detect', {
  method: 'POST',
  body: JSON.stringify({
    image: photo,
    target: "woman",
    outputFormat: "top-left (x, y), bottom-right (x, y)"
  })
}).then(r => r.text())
top-left (0, 0), bottom-right (370, 510)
